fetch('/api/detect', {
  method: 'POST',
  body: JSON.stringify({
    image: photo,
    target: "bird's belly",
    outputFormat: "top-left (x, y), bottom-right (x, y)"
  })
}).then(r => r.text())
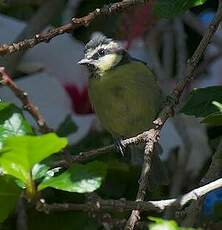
top-left (89, 84), bottom-right (157, 138)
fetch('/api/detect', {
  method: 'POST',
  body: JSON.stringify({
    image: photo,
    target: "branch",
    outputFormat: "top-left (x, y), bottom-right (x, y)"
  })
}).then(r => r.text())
top-left (0, 67), bottom-right (51, 133)
top-left (124, 2), bottom-right (222, 229)
top-left (39, 178), bottom-right (222, 214)
top-left (0, 0), bottom-right (147, 56)
top-left (54, 132), bottom-right (148, 167)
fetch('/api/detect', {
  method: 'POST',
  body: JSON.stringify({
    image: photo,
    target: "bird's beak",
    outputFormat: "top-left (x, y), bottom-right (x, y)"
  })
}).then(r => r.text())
top-left (78, 58), bottom-right (91, 65)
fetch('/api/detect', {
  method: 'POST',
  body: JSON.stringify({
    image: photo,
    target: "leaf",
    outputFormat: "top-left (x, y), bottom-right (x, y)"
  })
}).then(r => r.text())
top-left (148, 217), bottom-right (199, 230)
top-left (0, 133), bottom-right (67, 185)
top-left (57, 114), bottom-right (78, 137)
top-left (38, 161), bottom-right (107, 193)
top-left (0, 176), bottom-right (21, 223)
top-left (153, 0), bottom-right (208, 18)
top-left (202, 112), bottom-right (222, 126)
top-left (181, 86), bottom-right (222, 118)
top-left (32, 164), bottom-right (50, 181)
top-left (0, 102), bottom-right (33, 149)
top-left (212, 101), bottom-right (222, 112)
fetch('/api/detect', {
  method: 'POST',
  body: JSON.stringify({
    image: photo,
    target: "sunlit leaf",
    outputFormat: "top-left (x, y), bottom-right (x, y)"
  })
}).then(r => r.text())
top-left (38, 161), bottom-right (107, 193)
top-left (0, 134), bottom-right (67, 185)
top-left (0, 102), bottom-right (33, 149)
top-left (32, 164), bottom-right (50, 180)
top-left (148, 217), bottom-right (200, 230)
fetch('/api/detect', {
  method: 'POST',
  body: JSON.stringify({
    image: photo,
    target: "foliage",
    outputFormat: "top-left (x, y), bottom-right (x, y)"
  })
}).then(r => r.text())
top-left (0, 102), bottom-right (33, 148)
top-left (0, 134), bottom-right (67, 195)
top-left (38, 161), bottom-right (107, 193)
top-left (0, 0), bottom-right (221, 229)
top-left (56, 114), bottom-right (78, 137)
top-left (0, 176), bottom-right (21, 223)
top-left (153, 0), bottom-right (208, 18)
top-left (0, 114), bottom-right (107, 223)
top-left (181, 86), bottom-right (222, 126)
top-left (148, 217), bottom-right (201, 230)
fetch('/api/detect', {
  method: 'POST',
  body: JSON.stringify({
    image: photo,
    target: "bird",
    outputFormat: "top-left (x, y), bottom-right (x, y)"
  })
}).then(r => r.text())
top-left (78, 34), bottom-right (162, 137)
top-left (78, 34), bottom-right (167, 177)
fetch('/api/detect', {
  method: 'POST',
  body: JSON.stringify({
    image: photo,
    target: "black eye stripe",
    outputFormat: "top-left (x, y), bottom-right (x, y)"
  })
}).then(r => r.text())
top-left (91, 48), bottom-right (106, 60)
top-left (98, 49), bottom-right (105, 56)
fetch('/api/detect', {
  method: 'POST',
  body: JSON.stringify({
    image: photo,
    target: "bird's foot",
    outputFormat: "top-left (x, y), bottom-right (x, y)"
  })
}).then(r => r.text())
top-left (114, 138), bottom-right (125, 157)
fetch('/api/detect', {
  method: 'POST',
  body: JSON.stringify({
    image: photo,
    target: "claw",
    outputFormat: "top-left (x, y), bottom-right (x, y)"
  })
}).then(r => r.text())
top-left (114, 138), bottom-right (125, 156)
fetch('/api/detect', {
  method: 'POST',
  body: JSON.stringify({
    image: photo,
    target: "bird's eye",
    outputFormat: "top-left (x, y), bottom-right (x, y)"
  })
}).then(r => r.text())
top-left (98, 49), bottom-right (105, 56)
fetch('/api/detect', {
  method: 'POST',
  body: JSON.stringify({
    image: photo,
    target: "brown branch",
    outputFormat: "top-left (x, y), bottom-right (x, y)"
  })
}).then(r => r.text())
top-left (0, 0), bottom-right (147, 56)
top-left (39, 178), bottom-right (222, 214)
top-left (54, 132), bottom-right (148, 167)
top-left (0, 67), bottom-right (51, 133)
top-left (124, 2), bottom-right (222, 229)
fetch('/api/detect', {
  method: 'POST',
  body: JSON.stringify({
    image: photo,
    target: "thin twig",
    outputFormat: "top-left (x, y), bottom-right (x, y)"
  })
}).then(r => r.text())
top-left (124, 2), bottom-right (222, 229)
top-left (39, 178), bottom-right (222, 213)
top-left (0, 0), bottom-right (147, 56)
top-left (0, 67), bottom-right (51, 133)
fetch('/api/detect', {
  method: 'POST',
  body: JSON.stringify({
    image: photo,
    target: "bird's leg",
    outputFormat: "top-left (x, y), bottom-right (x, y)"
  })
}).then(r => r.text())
top-left (113, 138), bottom-right (125, 156)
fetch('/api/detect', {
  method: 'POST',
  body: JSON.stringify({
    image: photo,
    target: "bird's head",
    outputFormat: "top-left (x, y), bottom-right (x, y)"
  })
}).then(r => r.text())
top-left (78, 35), bottom-right (125, 74)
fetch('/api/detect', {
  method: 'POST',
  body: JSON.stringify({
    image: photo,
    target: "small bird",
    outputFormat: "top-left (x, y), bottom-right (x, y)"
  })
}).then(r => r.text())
top-left (78, 35), bottom-right (162, 140)
top-left (78, 34), bottom-right (168, 184)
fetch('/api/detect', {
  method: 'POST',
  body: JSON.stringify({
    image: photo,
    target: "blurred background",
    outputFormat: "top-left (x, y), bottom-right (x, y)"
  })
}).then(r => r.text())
top-left (0, 0), bottom-right (222, 229)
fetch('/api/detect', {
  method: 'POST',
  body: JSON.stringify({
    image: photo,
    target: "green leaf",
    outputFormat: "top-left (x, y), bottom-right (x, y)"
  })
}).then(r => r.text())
top-left (0, 102), bottom-right (33, 148)
top-left (148, 217), bottom-right (199, 230)
top-left (0, 133), bottom-right (67, 184)
top-left (212, 101), bottom-right (222, 112)
top-left (38, 161), bottom-right (107, 193)
top-left (181, 86), bottom-right (222, 118)
top-left (202, 112), bottom-right (222, 126)
top-left (32, 164), bottom-right (50, 181)
top-left (153, 0), bottom-right (208, 18)
top-left (57, 114), bottom-right (78, 137)
top-left (0, 176), bottom-right (21, 223)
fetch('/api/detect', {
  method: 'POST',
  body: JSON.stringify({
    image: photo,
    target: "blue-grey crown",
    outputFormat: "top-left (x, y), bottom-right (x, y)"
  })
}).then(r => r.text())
top-left (85, 35), bottom-right (113, 52)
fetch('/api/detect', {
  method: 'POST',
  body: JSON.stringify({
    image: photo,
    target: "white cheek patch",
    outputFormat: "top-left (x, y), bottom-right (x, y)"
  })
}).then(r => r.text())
top-left (97, 54), bottom-right (122, 72)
